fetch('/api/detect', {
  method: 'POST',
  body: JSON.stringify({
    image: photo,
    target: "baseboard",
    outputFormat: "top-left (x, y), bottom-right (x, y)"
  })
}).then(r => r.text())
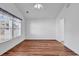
top-left (56, 39), bottom-right (78, 55)
top-left (0, 38), bottom-right (24, 55)
top-left (25, 38), bottom-right (56, 40)
top-left (56, 40), bottom-right (64, 44)
top-left (64, 43), bottom-right (79, 55)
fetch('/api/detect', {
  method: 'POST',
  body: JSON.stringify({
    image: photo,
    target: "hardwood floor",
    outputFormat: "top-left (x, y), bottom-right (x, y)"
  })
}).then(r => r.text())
top-left (2, 40), bottom-right (78, 56)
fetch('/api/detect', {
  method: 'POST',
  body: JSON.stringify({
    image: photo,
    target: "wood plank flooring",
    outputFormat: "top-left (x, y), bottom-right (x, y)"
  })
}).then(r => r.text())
top-left (2, 40), bottom-right (78, 56)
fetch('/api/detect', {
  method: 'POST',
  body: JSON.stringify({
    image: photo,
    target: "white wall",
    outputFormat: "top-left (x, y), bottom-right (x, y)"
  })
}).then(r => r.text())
top-left (56, 18), bottom-right (64, 42)
top-left (57, 3), bottom-right (79, 55)
top-left (56, 6), bottom-right (65, 42)
top-left (0, 3), bottom-right (25, 55)
top-left (64, 3), bottom-right (79, 55)
top-left (25, 18), bottom-right (56, 40)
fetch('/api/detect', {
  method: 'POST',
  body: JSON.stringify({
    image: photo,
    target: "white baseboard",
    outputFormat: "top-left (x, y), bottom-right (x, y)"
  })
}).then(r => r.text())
top-left (0, 37), bottom-right (24, 55)
top-left (56, 39), bottom-right (79, 55)
top-left (25, 38), bottom-right (56, 40)
top-left (64, 43), bottom-right (79, 55)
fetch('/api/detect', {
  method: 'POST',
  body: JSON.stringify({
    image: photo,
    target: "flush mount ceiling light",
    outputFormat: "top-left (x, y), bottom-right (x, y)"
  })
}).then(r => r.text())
top-left (34, 3), bottom-right (43, 9)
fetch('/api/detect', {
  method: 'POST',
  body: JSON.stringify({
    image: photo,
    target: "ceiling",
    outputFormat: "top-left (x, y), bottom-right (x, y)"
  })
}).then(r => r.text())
top-left (15, 3), bottom-right (65, 19)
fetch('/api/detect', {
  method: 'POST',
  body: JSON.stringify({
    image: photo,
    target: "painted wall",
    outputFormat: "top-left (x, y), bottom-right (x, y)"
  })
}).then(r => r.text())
top-left (56, 6), bottom-right (65, 42)
top-left (56, 18), bottom-right (64, 42)
top-left (0, 3), bottom-right (25, 55)
top-left (57, 3), bottom-right (79, 55)
top-left (15, 3), bottom-right (65, 40)
top-left (25, 18), bottom-right (56, 40)
top-left (64, 3), bottom-right (79, 55)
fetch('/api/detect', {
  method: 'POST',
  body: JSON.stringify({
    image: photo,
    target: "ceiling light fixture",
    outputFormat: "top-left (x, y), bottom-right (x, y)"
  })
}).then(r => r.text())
top-left (34, 3), bottom-right (43, 9)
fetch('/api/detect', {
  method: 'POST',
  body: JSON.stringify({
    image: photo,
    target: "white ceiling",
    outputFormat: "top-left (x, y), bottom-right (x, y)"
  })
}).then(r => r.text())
top-left (15, 3), bottom-right (65, 19)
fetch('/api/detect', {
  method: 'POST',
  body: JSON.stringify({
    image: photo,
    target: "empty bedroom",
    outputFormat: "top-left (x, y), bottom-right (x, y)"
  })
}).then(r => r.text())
top-left (0, 3), bottom-right (79, 56)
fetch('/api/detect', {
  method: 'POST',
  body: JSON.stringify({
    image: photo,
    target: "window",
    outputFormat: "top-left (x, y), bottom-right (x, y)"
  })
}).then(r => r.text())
top-left (13, 18), bottom-right (21, 38)
top-left (0, 8), bottom-right (22, 43)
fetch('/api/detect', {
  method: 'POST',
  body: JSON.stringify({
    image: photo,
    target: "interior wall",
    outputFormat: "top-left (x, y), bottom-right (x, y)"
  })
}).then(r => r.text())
top-left (64, 3), bottom-right (79, 55)
top-left (56, 18), bottom-right (64, 42)
top-left (15, 3), bottom-right (65, 40)
top-left (57, 3), bottom-right (79, 55)
top-left (25, 18), bottom-right (56, 40)
top-left (56, 6), bottom-right (65, 42)
top-left (0, 3), bottom-right (25, 55)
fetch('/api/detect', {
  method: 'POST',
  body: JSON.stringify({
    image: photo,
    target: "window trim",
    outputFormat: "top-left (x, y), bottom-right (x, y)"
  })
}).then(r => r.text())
top-left (0, 8), bottom-right (22, 21)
